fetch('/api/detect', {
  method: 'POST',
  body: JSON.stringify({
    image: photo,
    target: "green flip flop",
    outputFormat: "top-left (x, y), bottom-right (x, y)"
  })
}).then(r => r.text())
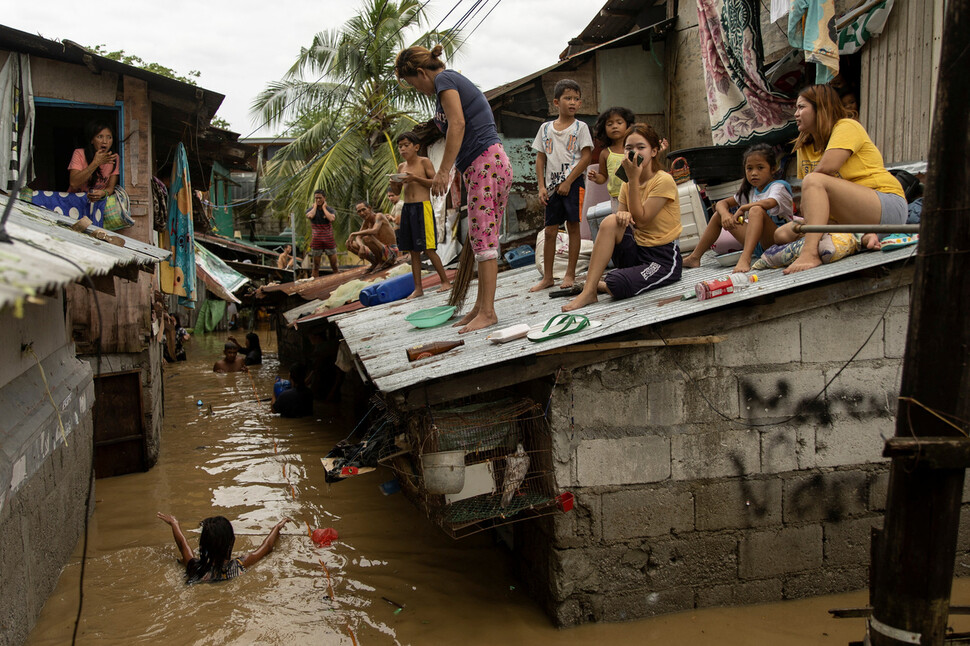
top-left (527, 313), bottom-right (599, 342)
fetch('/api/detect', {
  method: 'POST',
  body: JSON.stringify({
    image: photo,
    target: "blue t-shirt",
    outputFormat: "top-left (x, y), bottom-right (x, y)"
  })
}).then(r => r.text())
top-left (433, 70), bottom-right (501, 173)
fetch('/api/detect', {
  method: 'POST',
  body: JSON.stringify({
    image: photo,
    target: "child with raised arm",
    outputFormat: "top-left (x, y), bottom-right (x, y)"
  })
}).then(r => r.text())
top-left (586, 107), bottom-right (635, 213)
top-left (157, 512), bottom-right (290, 584)
top-left (682, 144), bottom-right (794, 273)
top-left (530, 79), bottom-right (593, 292)
top-left (392, 131), bottom-right (452, 299)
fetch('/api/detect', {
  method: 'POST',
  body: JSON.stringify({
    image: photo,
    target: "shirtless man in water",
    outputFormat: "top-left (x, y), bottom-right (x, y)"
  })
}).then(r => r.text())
top-left (213, 342), bottom-right (247, 373)
top-left (346, 202), bottom-right (399, 272)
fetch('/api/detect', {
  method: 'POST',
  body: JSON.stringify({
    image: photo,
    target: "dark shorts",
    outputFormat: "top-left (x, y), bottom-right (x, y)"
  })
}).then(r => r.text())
top-left (544, 179), bottom-right (583, 227)
top-left (604, 227), bottom-right (682, 299)
top-left (398, 201), bottom-right (436, 252)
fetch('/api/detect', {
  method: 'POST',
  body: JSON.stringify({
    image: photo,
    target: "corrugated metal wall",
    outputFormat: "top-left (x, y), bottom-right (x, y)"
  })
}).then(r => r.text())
top-left (860, 0), bottom-right (943, 164)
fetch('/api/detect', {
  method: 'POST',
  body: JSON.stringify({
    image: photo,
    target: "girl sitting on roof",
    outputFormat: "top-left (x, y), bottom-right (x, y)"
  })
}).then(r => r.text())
top-left (68, 119), bottom-right (119, 202)
top-left (562, 123), bottom-right (682, 311)
top-left (157, 513), bottom-right (289, 584)
top-left (780, 84), bottom-right (906, 274)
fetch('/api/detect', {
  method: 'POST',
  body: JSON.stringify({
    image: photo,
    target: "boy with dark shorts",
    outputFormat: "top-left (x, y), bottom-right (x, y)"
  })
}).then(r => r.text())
top-left (530, 79), bottom-right (593, 292)
top-left (306, 190), bottom-right (339, 278)
top-left (392, 131), bottom-right (452, 299)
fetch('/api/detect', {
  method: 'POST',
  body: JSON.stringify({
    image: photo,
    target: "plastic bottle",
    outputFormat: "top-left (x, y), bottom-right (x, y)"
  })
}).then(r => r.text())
top-left (406, 340), bottom-right (465, 362)
top-left (274, 377), bottom-right (291, 398)
top-left (695, 273), bottom-right (759, 300)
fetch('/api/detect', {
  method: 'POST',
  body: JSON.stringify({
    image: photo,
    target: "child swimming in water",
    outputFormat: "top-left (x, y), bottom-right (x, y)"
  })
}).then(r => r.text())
top-left (157, 513), bottom-right (290, 583)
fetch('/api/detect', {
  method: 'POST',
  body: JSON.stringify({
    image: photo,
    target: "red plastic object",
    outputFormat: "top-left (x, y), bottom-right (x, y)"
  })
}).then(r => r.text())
top-left (311, 527), bottom-right (339, 547)
top-left (340, 466), bottom-right (359, 476)
top-left (556, 491), bottom-right (574, 513)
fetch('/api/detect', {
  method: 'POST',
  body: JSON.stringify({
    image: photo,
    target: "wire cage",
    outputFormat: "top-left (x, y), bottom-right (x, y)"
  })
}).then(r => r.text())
top-left (386, 395), bottom-right (562, 539)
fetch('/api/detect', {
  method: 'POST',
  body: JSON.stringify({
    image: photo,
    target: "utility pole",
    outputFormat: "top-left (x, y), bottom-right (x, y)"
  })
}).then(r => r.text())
top-left (870, 1), bottom-right (970, 644)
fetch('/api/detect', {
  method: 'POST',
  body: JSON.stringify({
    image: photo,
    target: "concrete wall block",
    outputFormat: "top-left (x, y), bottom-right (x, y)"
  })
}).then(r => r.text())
top-left (824, 516), bottom-right (882, 567)
top-left (647, 381), bottom-right (687, 427)
top-left (739, 525), bottom-right (823, 579)
top-left (645, 534), bottom-right (738, 588)
top-left (575, 436), bottom-right (670, 487)
top-left (783, 566), bottom-right (868, 599)
top-left (551, 491), bottom-right (601, 548)
top-left (822, 362), bottom-right (900, 419)
top-left (684, 375), bottom-right (740, 424)
top-left (550, 548), bottom-right (607, 601)
top-left (601, 487), bottom-right (694, 542)
top-left (884, 306), bottom-right (909, 359)
top-left (739, 369), bottom-right (827, 423)
top-left (816, 417), bottom-right (891, 468)
top-left (599, 585), bottom-right (695, 622)
top-left (715, 317), bottom-right (802, 367)
top-left (695, 478), bottom-right (782, 531)
top-left (761, 426), bottom-right (817, 474)
top-left (550, 595), bottom-right (597, 628)
top-left (696, 578), bottom-right (784, 608)
top-left (869, 470), bottom-right (890, 511)
top-left (671, 429), bottom-right (759, 480)
top-left (799, 298), bottom-right (886, 363)
top-left (783, 470), bottom-right (869, 523)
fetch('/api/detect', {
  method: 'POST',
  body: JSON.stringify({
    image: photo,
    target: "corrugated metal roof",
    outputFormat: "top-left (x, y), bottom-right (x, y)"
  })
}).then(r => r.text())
top-left (334, 245), bottom-right (917, 394)
top-left (0, 195), bottom-right (169, 308)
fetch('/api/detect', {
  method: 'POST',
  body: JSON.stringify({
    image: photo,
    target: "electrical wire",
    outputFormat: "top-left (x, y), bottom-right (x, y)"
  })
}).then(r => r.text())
top-left (658, 247), bottom-right (919, 429)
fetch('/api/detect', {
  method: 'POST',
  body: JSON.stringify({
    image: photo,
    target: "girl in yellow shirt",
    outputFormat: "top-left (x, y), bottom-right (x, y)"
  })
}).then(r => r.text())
top-left (563, 123), bottom-right (682, 311)
top-left (782, 84), bottom-right (906, 274)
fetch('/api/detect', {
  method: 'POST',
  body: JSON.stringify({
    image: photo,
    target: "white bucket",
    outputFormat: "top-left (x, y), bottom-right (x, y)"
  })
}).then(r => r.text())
top-left (421, 450), bottom-right (466, 494)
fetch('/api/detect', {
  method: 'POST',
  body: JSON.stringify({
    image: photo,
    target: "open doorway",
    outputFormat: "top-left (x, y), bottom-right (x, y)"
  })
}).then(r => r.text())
top-left (30, 100), bottom-right (123, 192)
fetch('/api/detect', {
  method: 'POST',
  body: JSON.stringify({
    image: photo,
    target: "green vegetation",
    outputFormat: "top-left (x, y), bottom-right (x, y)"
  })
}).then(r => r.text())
top-left (251, 0), bottom-right (461, 246)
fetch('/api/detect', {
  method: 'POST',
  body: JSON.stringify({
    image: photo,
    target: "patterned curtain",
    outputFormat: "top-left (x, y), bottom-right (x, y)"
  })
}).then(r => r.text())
top-left (696, 0), bottom-right (795, 145)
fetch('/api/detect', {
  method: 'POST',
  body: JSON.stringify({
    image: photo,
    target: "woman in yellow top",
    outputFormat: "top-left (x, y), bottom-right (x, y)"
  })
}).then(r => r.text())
top-left (782, 84), bottom-right (907, 274)
top-left (563, 123), bottom-right (682, 312)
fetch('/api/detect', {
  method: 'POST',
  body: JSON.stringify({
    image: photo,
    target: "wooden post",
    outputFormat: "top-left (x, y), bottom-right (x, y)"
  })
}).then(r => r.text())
top-left (870, 1), bottom-right (970, 644)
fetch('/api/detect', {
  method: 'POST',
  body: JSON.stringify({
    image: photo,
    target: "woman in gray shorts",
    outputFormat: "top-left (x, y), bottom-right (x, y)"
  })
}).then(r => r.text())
top-left (781, 84), bottom-right (908, 274)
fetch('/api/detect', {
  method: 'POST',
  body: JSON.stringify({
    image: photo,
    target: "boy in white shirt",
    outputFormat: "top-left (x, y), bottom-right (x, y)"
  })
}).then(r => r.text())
top-left (529, 79), bottom-right (593, 292)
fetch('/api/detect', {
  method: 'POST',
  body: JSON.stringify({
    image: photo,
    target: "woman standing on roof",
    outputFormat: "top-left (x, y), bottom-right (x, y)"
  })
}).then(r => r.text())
top-left (781, 84), bottom-right (906, 274)
top-left (68, 119), bottom-right (119, 202)
top-left (395, 44), bottom-right (513, 334)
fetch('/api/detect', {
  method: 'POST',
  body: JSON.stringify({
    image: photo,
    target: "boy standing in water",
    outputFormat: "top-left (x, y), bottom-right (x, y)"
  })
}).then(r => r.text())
top-left (530, 79), bottom-right (593, 292)
top-left (392, 131), bottom-right (452, 299)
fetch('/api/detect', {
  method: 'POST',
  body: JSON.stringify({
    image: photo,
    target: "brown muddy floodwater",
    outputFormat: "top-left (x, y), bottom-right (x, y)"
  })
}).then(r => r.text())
top-left (25, 330), bottom-right (970, 645)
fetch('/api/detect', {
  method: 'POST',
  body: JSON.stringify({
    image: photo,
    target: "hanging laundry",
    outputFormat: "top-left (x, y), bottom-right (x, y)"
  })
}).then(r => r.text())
top-left (838, 0), bottom-right (895, 55)
top-left (31, 191), bottom-right (106, 228)
top-left (0, 53), bottom-right (34, 192)
top-left (770, 0), bottom-right (789, 23)
top-left (696, 0), bottom-right (795, 145)
top-left (788, 0), bottom-right (839, 84)
top-left (159, 143), bottom-right (197, 307)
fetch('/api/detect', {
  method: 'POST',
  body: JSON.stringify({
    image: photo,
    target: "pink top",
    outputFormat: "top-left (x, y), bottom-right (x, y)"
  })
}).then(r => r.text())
top-left (68, 148), bottom-right (119, 191)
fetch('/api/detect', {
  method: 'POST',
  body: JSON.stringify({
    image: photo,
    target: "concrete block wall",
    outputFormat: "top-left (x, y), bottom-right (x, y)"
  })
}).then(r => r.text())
top-left (515, 287), bottom-right (918, 627)
top-left (0, 345), bottom-right (95, 646)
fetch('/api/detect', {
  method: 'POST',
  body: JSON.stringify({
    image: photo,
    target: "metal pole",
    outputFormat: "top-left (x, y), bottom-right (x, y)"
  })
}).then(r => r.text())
top-left (290, 211), bottom-right (297, 279)
top-left (790, 223), bottom-right (919, 234)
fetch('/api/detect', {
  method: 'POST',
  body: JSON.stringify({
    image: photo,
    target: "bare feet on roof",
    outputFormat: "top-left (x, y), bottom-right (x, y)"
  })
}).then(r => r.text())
top-left (459, 311), bottom-right (498, 334)
top-left (453, 308), bottom-right (478, 327)
top-left (732, 258), bottom-right (751, 273)
top-left (560, 275), bottom-right (576, 289)
top-left (529, 277), bottom-right (555, 292)
top-left (861, 233), bottom-right (882, 250)
top-left (406, 290), bottom-right (424, 300)
top-left (783, 254), bottom-right (821, 274)
top-left (682, 254), bottom-right (701, 269)
top-left (437, 281), bottom-right (452, 292)
top-left (562, 291), bottom-right (597, 312)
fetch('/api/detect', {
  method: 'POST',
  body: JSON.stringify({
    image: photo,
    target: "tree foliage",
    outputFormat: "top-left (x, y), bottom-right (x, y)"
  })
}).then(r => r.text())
top-left (88, 44), bottom-right (202, 85)
top-left (251, 0), bottom-right (462, 248)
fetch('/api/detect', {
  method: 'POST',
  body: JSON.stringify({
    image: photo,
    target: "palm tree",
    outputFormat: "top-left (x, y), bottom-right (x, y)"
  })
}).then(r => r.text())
top-left (252, 0), bottom-right (461, 247)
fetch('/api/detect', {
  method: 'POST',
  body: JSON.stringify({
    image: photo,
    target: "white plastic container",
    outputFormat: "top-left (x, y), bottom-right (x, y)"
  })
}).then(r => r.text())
top-left (486, 323), bottom-right (532, 344)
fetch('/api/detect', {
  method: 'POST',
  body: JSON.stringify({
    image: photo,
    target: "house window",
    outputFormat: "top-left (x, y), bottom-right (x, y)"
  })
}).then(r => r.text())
top-left (30, 99), bottom-right (124, 192)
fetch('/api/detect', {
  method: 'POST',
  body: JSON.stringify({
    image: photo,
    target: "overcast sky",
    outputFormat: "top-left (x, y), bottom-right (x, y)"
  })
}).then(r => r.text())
top-left (6, 0), bottom-right (599, 137)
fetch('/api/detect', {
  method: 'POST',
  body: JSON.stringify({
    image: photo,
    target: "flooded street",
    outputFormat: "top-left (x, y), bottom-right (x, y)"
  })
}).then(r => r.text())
top-left (24, 330), bottom-right (969, 645)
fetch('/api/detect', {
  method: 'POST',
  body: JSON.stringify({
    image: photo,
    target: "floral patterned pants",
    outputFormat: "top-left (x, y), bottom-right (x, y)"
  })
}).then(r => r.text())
top-left (462, 143), bottom-right (513, 262)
